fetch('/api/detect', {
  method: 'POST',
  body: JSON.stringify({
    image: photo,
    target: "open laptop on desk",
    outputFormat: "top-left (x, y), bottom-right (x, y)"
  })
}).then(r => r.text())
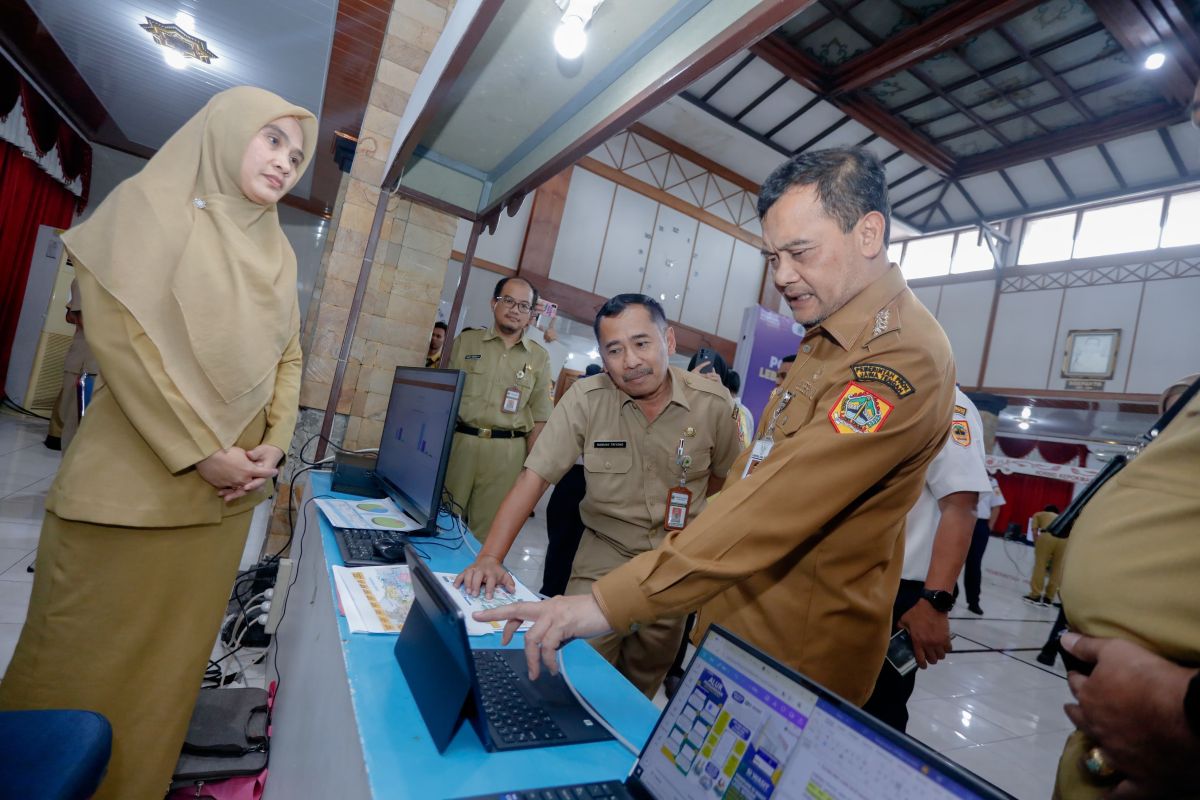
top-left (331, 366), bottom-right (464, 566)
top-left (395, 544), bottom-right (613, 753)
top-left (457, 625), bottom-right (1013, 800)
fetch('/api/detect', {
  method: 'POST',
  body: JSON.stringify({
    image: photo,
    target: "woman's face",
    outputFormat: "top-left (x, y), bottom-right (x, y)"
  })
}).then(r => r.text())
top-left (239, 116), bottom-right (306, 205)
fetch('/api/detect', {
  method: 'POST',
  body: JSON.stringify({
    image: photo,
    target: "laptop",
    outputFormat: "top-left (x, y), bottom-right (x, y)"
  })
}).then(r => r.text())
top-left (331, 366), bottom-right (465, 566)
top-left (457, 625), bottom-right (1014, 800)
top-left (394, 545), bottom-right (613, 753)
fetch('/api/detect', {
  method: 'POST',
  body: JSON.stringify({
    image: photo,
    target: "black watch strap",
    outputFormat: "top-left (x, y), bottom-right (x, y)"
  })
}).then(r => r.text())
top-left (1185, 671), bottom-right (1200, 738)
top-left (921, 588), bottom-right (955, 612)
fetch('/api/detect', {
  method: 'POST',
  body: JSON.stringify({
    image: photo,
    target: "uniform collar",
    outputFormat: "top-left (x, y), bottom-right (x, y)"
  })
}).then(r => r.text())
top-left (482, 325), bottom-right (530, 351)
top-left (809, 263), bottom-right (906, 351)
top-left (618, 365), bottom-right (692, 411)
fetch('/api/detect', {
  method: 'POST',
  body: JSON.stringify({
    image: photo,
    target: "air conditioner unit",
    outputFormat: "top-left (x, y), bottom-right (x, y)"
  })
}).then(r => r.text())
top-left (5, 225), bottom-right (74, 413)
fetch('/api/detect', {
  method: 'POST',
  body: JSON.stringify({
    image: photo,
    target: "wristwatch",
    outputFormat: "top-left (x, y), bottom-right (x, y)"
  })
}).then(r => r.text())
top-left (920, 588), bottom-right (956, 613)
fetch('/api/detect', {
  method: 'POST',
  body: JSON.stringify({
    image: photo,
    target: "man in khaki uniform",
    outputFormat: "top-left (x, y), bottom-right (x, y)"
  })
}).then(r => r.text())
top-left (55, 278), bottom-right (102, 450)
top-left (458, 294), bottom-right (741, 696)
top-left (444, 277), bottom-right (553, 543)
top-left (477, 147), bottom-right (955, 708)
top-left (1025, 504), bottom-right (1063, 605)
top-left (1049, 374), bottom-right (1200, 799)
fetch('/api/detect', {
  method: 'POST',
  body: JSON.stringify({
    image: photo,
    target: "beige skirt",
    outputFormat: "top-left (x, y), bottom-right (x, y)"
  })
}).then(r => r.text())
top-left (0, 509), bottom-right (253, 800)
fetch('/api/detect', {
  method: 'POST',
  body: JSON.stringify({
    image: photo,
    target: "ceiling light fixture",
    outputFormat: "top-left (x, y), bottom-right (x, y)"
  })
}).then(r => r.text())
top-left (1144, 51), bottom-right (1166, 70)
top-left (140, 14), bottom-right (218, 69)
top-left (1020, 406), bottom-right (1032, 419)
top-left (553, 0), bottom-right (603, 60)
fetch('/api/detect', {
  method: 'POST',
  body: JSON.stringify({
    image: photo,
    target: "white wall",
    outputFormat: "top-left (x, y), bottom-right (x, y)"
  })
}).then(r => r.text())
top-left (76, 144), bottom-right (146, 223)
top-left (1125, 276), bottom-right (1200, 393)
top-left (935, 280), bottom-right (993, 386)
top-left (451, 198), bottom-right (534, 270)
top-left (278, 205), bottom-right (329, 327)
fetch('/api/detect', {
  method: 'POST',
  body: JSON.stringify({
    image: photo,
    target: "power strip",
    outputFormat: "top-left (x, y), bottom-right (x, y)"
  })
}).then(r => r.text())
top-left (264, 557), bottom-right (295, 635)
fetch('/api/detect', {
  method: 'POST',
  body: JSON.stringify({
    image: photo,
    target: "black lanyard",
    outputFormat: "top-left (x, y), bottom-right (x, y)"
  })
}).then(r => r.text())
top-left (1047, 376), bottom-right (1200, 538)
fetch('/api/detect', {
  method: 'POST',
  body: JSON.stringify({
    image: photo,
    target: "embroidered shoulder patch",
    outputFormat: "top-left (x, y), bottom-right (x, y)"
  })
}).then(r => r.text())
top-left (829, 382), bottom-right (894, 434)
top-left (950, 419), bottom-right (972, 447)
top-left (954, 404), bottom-right (968, 416)
top-left (851, 363), bottom-right (915, 398)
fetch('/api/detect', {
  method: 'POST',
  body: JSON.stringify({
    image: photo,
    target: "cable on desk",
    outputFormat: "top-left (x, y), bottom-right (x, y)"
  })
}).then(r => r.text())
top-left (557, 649), bottom-right (640, 757)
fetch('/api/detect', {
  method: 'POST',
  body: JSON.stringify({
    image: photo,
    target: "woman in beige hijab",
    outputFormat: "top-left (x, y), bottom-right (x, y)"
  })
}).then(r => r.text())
top-left (0, 86), bottom-right (316, 799)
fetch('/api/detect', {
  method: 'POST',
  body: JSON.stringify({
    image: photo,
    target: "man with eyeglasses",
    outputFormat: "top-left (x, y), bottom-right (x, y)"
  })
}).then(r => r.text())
top-left (443, 277), bottom-right (554, 543)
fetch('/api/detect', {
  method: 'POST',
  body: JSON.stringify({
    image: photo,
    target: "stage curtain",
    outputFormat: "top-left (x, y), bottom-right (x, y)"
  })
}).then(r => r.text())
top-left (991, 471), bottom-right (1075, 539)
top-left (0, 140), bottom-right (77, 397)
top-left (997, 435), bottom-right (1037, 459)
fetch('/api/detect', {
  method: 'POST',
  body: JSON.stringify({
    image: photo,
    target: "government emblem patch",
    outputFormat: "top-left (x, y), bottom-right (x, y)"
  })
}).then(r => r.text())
top-left (828, 382), bottom-right (894, 434)
top-left (951, 418), bottom-right (972, 447)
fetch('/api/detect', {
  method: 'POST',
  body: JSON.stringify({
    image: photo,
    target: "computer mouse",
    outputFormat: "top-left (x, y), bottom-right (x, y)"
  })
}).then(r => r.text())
top-left (373, 540), bottom-right (406, 563)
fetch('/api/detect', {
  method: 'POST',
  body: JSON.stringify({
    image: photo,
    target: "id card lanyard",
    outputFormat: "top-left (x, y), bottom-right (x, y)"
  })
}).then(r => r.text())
top-left (742, 391), bottom-right (793, 479)
top-left (664, 437), bottom-right (694, 531)
top-left (502, 362), bottom-right (531, 414)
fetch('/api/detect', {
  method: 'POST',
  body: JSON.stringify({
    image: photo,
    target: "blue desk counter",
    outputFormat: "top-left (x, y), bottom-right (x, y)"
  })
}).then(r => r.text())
top-left (264, 471), bottom-right (660, 799)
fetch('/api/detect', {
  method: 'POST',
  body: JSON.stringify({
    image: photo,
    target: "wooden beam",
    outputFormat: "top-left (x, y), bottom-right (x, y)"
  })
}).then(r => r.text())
top-left (751, 33), bottom-right (956, 174)
top-left (450, 250), bottom-right (515, 278)
top-left (577, 156), bottom-right (762, 248)
top-left (630, 123), bottom-right (760, 193)
top-left (1086, 0), bottom-right (1198, 106)
top-left (516, 168), bottom-right (572, 279)
top-left (830, 0), bottom-right (1044, 94)
top-left (956, 103), bottom-right (1185, 177)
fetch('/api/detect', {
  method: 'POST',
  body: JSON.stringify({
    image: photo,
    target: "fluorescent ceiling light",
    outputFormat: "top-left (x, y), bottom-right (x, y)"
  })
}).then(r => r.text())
top-left (1144, 51), bottom-right (1166, 70)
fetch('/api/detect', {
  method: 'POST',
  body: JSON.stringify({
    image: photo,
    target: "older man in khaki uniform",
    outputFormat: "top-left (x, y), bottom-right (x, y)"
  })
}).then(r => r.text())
top-left (444, 276), bottom-right (553, 543)
top-left (458, 293), bottom-right (741, 696)
top-left (477, 146), bottom-right (955, 709)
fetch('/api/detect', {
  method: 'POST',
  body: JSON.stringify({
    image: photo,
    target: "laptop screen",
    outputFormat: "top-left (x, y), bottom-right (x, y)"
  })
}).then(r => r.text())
top-left (631, 627), bottom-right (1006, 800)
top-left (375, 367), bottom-right (463, 531)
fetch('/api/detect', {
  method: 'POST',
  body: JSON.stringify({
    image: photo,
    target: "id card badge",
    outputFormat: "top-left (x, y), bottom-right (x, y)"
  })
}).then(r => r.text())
top-left (501, 386), bottom-right (521, 414)
top-left (664, 486), bottom-right (693, 531)
top-left (741, 437), bottom-right (774, 479)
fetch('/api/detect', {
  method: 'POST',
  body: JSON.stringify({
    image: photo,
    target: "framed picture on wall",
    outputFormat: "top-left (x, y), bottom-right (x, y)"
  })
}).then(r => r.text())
top-left (1062, 328), bottom-right (1121, 379)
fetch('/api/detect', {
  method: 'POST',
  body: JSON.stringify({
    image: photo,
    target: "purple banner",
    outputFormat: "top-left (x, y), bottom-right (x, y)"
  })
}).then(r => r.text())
top-left (733, 306), bottom-right (805, 431)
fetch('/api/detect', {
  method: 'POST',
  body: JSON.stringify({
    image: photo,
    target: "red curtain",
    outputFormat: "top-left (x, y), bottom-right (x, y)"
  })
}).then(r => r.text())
top-left (0, 140), bottom-right (77, 397)
top-left (997, 436), bottom-right (1088, 466)
top-left (991, 471), bottom-right (1075, 538)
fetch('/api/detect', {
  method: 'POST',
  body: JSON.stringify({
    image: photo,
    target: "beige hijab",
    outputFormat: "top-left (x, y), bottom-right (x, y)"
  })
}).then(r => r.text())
top-left (61, 86), bottom-right (317, 448)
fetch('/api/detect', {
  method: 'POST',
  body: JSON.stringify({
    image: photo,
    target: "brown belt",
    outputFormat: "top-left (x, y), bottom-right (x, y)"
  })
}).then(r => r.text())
top-left (455, 422), bottom-right (527, 440)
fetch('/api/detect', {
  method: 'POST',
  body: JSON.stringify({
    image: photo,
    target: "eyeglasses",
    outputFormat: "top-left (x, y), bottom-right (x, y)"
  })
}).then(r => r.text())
top-left (495, 296), bottom-right (533, 314)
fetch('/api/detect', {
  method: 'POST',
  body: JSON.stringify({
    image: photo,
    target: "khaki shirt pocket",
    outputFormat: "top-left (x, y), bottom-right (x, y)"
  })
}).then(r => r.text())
top-left (462, 358), bottom-right (489, 397)
top-left (584, 450), bottom-right (633, 498)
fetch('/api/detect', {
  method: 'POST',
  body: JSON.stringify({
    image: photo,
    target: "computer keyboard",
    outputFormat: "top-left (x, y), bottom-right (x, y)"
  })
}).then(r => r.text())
top-left (473, 650), bottom-right (567, 745)
top-left (481, 782), bottom-right (631, 800)
top-left (333, 527), bottom-right (404, 566)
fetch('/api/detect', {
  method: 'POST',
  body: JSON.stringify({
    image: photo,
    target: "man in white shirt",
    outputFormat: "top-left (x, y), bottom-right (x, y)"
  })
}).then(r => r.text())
top-left (862, 389), bottom-right (993, 731)
top-left (963, 475), bottom-right (1006, 615)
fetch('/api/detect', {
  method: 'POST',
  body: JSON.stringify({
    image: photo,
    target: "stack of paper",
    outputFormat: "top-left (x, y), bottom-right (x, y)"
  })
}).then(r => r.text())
top-left (332, 564), bottom-right (415, 634)
top-left (316, 497), bottom-right (419, 532)
top-left (432, 572), bottom-right (540, 636)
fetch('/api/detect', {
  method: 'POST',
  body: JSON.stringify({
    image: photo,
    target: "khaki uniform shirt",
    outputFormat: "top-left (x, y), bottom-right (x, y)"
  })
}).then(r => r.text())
top-left (524, 367), bottom-right (742, 573)
top-left (46, 270), bottom-right (300, 528)
top-left (1061, 392), bottom-right (1200, 664)
top-left (593, 265), bottom-right (955, 705)
top-left (1030, 510), bottom-right (1058, 534)
top-left (63, 278), bottom-right (99, 375)
top-left (447, 327), bottom-right (552, 433)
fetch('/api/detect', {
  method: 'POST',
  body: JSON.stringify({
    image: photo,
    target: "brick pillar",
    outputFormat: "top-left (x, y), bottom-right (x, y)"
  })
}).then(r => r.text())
top-left (267, 0), bottom-right (459, 555)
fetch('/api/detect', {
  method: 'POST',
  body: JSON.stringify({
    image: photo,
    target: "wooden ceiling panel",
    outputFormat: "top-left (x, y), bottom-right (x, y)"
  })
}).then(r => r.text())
top-left (705, 59), bottom-right (787, 117)
top-left (1105, 128), bottom-right (1185, 184)
top-left (1004, 160), bottom-right (1070, 206)
top-left (958, 172), bottom-right (1022, 215)
top-left (1051, 148), bottom-right (1121, 196)
top-left (735, 79), bottom-right (817, 134)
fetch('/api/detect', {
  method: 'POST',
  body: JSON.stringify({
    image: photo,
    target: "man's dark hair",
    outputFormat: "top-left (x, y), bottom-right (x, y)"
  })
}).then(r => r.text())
top-left (493, 276), bottom-right (539, 310)
top-left (1045, 505), bottom-right (1060, 513)
top-left (723, 369), bottom-right (741, 396)
top-left (781, 354), bottom-right (796, 365)
top-left (757, 147), bottom-right (891, 245)
top-left (584, 363), bottom-right (604, 377)
top-left (593, 293), bottom-right (668, 340)
top-left (433, 320), bottom-right (447, 331)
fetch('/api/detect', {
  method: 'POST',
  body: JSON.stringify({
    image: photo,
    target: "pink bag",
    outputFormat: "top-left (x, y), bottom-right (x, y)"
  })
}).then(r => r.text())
top-left (166, 683), bottom-right (276, 800)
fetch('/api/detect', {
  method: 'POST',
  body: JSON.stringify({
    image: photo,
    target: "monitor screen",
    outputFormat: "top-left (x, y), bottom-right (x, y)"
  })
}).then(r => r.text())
top-left (374, 367), bottom-right (464, 533)
top-left (632, 627), bottom-right (1006, 799)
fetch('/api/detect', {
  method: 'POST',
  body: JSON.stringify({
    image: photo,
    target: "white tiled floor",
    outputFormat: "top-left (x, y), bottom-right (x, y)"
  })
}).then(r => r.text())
top-left (0, 411), bottom-right (1072, 798)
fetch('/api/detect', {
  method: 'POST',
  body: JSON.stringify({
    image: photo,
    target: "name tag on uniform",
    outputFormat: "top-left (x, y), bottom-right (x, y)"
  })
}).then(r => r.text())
top-left (664, 486), bottom-right (693, 531)
top-left (501, 386), bottom-right (522, 414)
top-left (465, 354), bottom-right (482, 360)
top-left (741, 438), bottom-right (774, 479)
top-left (592, 441), bottom-right (627, 448)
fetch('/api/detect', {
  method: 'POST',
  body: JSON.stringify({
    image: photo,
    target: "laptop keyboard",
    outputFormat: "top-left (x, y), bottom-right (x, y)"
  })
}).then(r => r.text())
top-left (473, 650), bottom-right (568, 745)
top-left (491, 782), bottom-right (629, 799)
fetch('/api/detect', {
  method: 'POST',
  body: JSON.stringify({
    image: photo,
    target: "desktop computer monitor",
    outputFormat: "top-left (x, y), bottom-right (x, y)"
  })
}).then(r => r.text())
top-left (374, 366), bottom-right (464, 536)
